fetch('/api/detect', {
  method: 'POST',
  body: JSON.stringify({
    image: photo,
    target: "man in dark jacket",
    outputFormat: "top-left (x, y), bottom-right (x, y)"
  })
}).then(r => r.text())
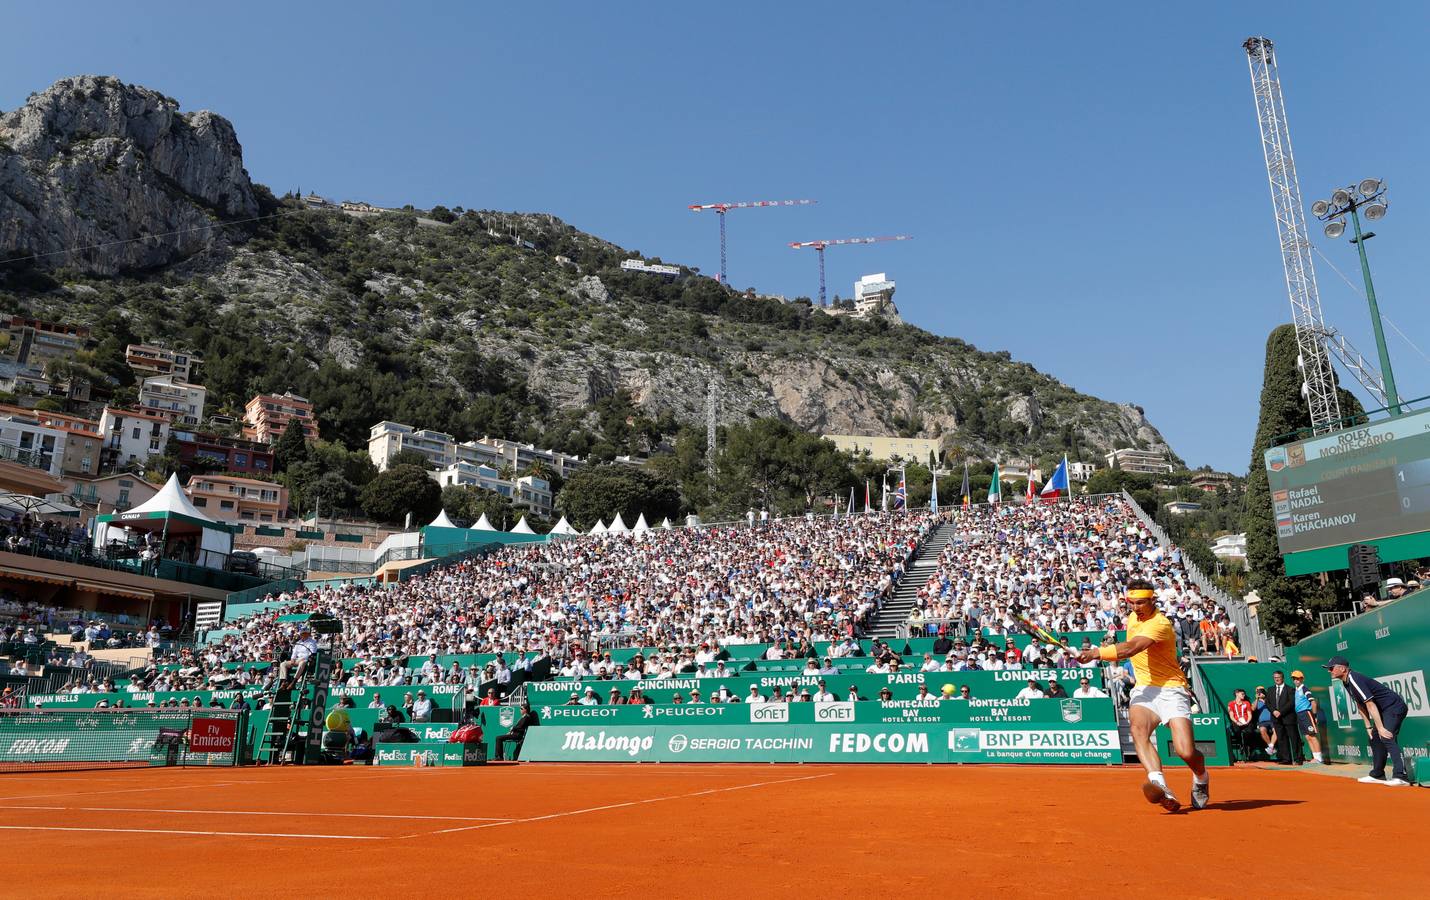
top-left (1267, 670), bottom-right (1301, 764)
top-left (493, 701), bottom-right (540, 762)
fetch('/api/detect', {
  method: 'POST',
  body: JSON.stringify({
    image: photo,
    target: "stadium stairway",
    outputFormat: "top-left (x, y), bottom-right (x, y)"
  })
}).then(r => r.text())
top-left (868, 522), bottom-right (955, 639)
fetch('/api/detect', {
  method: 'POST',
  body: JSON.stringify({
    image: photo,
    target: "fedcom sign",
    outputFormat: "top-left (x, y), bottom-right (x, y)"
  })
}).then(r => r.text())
top-left (827, 731), bottom-right (929, 755)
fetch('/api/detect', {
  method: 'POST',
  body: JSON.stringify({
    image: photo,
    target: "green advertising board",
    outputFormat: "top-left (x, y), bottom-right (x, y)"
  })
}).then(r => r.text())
top-left (520, 721), bottom-right (1121, 764)
top-left (525, 668), bottom-right (1099, 705)
top-left (1153, 715), bottom-right (1233, 768)
top-left (1292, 597), bottom-right (1429, 779)
top-left (528, 698), bottom-right (1115, 728)
top-left (0, 710), bottom-right (240, 766)
top-left (372, 741), bottom-right (485, 767)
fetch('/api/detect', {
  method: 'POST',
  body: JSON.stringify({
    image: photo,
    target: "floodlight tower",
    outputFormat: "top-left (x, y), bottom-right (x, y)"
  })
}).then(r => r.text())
top-left (1311, 180), bottom-right (1401, 416)
top-left (789, 235), bottom-right (912, 306)
top-left (688, 199), bottom-right (817, 284)
top-left (1243, 36), bottom-right (1342, 434)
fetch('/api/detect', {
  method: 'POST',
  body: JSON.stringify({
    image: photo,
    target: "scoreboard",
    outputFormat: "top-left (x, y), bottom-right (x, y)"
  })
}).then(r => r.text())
top-left (1265, 408), bottom-right (1430, 557)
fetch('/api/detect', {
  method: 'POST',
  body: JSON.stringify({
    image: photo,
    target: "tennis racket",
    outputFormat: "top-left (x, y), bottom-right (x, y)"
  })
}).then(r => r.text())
top-left (1011, 612), bottom-right (1071, 650)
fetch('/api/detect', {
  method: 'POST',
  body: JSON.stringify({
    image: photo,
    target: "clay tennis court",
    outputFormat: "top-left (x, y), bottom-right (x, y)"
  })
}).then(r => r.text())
top-left (1, 765), bottom-right (1425, 897)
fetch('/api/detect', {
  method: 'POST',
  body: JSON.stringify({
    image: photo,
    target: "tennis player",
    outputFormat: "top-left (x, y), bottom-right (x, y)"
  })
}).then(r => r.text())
top-left (1076, 579), bottom-right (1209, 811)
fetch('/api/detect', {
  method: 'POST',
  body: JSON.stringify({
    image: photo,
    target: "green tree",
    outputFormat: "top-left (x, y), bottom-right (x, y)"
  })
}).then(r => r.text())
top-left (440, 483), bottom-right (515, 527)
top-left (273, 417), bottom-right (309, 474)
top-left (556, 464), bottom-right (681, 531)
top-left (1244, 324), bottom-right (1365, 646)
top-left (359, 463), bottom-right (442, 525)
top-left (388, 449), bottom-right (433, 470)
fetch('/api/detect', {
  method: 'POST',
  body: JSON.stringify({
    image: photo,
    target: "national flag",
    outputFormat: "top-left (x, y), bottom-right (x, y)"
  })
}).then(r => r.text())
top-left (894, 474), bottom-right (907, 511)
top-left (1272, 489), bottom-right (1289, 503)
top-left (1025, 475), bottom-right (1036, 503)
top-left (1040, 456), bottom-right (1070, 501)
top-left (930, 471), bottom-right (939, 512)
top-left (881, 474), bottom-right (889, 512)
top-left (960, 463), bottom-right (970, 508)
top-left (865, 479), bottom-right (872, 514)
top-left (988, 464), bottom-right (1001, 505)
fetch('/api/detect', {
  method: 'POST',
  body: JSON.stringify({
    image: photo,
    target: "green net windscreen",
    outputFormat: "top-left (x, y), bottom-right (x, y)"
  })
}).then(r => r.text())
top-left (0, 709), bottom-right (243, 772)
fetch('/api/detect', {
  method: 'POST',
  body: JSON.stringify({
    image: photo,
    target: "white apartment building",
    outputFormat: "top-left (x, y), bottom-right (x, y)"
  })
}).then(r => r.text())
top-left (433, 462), bottom-right (554, 517)
top-left (1104, 448), bottom-right (1174, 475)
top-left (138, 375), bottom-right (207, 426)
top-left (369, 421), bottom-right (582, 478)
top-left (468, 436), bottom-right (582, 478)
top-left (0, 413), bottom-right (65, 478)
top-left (98, 408), bottom-right (171, 471)
top-left (368, 421), bottom-right (458, 470)
top-left (1068, 461), bottom-right (1097, 483)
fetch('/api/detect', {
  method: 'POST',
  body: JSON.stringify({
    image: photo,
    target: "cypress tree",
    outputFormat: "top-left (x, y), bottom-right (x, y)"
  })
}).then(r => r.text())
top-left (273, 417), bottom-right (310, 474)
top-left (1244, 324), bottom-right (1365, 646)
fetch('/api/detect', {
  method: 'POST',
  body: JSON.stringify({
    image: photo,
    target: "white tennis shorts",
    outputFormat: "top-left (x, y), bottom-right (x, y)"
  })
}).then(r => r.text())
top-left (1129, 685), bottom-right (1192, 724)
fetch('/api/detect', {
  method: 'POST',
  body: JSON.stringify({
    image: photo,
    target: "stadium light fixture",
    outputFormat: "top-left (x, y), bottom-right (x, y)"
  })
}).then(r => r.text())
top-left (1312, 178), bottom-right (1399, 416)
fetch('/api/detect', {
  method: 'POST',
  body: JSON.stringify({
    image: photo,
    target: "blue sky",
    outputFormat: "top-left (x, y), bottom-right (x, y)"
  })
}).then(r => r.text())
top-left (6, 2), bottom-right (1430, 473)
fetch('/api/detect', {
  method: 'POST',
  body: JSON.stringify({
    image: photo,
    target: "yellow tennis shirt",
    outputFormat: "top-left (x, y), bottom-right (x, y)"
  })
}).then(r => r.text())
top-left (1126, 609), bottom-right (1188, 689)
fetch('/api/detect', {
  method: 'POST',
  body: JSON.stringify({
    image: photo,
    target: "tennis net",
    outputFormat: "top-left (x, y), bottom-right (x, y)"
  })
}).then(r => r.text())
top-left (0, 708), bottom-right (244, 772)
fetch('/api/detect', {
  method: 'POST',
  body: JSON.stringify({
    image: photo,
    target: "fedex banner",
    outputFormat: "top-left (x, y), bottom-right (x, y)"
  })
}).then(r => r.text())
top-left (519, 722), bottom-right (1122, 764)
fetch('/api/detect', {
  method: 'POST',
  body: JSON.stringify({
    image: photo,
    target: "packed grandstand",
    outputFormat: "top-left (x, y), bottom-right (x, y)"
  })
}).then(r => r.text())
top-left (38, 497), bottom-right (1237, 706)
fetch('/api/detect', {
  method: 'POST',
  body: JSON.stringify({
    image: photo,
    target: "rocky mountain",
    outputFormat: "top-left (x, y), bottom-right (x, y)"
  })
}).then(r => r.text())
top-left (0, 76), bottom-right (256, 275)
top-left (0, 76), bottom-right (1174, 467)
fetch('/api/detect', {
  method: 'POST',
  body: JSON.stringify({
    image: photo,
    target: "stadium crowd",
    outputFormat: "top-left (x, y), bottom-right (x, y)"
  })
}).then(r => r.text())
top-left (907, 498), bottom-right (1240, 658)
top-left (145, 512), bottom-right (938, 690)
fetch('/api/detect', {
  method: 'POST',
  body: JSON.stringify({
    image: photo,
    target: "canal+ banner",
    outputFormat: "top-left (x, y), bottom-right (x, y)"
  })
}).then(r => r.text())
top-left (519, 721), bottom-right (1120, 764)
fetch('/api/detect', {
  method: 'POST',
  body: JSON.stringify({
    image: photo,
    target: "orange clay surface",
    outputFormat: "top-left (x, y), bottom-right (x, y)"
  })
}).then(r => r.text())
top-left (1, 763), bottom-right (1425, 899)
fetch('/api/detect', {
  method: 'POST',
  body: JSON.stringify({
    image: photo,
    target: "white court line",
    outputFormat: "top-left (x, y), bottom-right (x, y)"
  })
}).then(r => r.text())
top-left (0, 824), bottom-right (380, 840)
top-left (400, 771), bottom-right (834, 840)
top-left (0, 805), bottom-right (513, 822)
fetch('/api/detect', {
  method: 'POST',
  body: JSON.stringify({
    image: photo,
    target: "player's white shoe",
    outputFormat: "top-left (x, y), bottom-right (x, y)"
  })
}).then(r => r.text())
top-left (1191, 779), bottom-right (1210, 810)
top-left (1383, 778), bottom-right (1410, 787)
top-left (1141, 779), bottom-right (1181, 812)
top-left (1358, 775), bottom-right (1386, 784)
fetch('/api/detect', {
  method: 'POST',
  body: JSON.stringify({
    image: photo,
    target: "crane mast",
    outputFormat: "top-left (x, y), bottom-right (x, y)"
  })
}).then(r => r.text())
top-left (1244, 36), bottom-right (1342, 434)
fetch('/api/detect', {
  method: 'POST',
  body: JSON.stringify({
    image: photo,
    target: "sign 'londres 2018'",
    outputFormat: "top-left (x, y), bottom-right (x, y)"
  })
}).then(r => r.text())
top-left (1264, 407), bottom-right (1430, 555)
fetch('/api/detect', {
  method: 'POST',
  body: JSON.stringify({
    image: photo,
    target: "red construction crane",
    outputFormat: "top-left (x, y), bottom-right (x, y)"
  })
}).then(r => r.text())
top-left (689, 199), bottom-right (817, 284)
top-left (788, 235), bottom-right (912, 306)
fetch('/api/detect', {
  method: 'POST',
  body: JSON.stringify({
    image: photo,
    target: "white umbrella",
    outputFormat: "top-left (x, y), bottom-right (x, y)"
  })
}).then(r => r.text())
top-left (509, 516), bottom-right (535, 534)
top-left (660, 517), bottom-right (672, 529)
top-left (0, 492), bottom-right (80, 517)
top-left (633, 513), bottom-right (650, 534)
top-left (428, 509), bottom-right (457, 528)
top-left (607, 513), bottom-right (629, 534)
top-left (549, 515), bottom-right (579, 535)
top-left (588, 519), bottom-right (607, 535)
top-left (469, 513), bottom-right (495, 531)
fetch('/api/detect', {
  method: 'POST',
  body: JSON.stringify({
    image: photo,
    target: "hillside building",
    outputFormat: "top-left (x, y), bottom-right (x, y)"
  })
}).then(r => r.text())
top-left (1104, 448), bottom-right (1174, 475)
top-left (98, 407), bottom-right (171, 472)
top-left (822, 434), bottom-right (940, 465)
top-left (126, 343), bottom-right (201, 382)
top-left (138, 375), bottom-right (207, 426)
top-left (172, 430), bottom-right (274, 476)
top-left (1068, 460), bottom-right (1097, 483)
top-left (244, 392), bottom-right (318, 444)
top-left (0, 411), bottom-right (65, 478)
top-left (1189, 471), bottom-right (1236, 492)
top-left (184, 474), bottom-right (288, 523)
